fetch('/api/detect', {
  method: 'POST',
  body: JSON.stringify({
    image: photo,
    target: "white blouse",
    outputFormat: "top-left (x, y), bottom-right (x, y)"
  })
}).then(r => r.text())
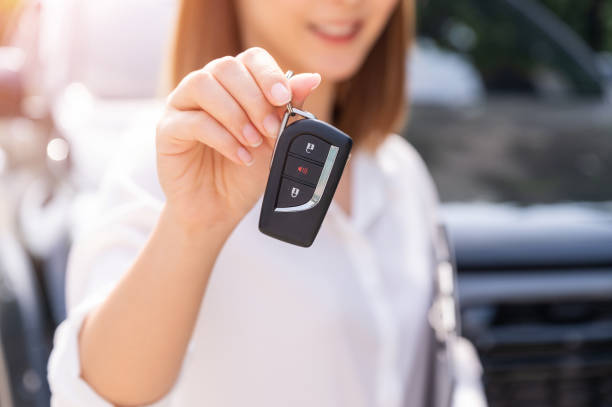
top-left (47, 105), bottom-right (445, 407)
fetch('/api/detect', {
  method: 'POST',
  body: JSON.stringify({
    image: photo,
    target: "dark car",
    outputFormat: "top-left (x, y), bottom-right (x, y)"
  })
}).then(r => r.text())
top-left (408, 0), bottom-right (612, 406)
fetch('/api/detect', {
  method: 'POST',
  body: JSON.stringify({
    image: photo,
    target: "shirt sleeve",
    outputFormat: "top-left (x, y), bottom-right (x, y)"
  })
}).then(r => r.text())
top-left (47, 199), bottom-right (175, 407)
top-left (46, 103), bottom-right (184, 406)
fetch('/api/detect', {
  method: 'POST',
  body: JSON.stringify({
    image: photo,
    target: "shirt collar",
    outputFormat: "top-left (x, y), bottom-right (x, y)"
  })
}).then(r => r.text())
top-left (328, 144), bottom-right (393, 231)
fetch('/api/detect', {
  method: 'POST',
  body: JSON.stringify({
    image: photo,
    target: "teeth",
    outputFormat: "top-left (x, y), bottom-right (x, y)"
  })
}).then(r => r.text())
top-left (313, 23), bottom-right (357, 37)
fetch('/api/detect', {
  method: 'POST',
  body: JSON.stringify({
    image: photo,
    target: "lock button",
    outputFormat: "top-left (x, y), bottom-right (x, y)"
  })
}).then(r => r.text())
top-left (277, 177), bottom-right (315, 208)
top-left (283, 156), bottom-right (322, 186)
top-left (289, 134), bottom-right (330, 164)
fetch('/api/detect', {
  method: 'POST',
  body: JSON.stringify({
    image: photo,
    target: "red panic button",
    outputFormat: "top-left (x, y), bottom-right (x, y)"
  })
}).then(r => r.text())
top-left (283, 156), bottom-right (323, 186)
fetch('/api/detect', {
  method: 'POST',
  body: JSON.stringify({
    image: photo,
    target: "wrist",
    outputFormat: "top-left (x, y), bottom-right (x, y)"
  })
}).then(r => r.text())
top-left (158, 203), bottom-right (240, 248)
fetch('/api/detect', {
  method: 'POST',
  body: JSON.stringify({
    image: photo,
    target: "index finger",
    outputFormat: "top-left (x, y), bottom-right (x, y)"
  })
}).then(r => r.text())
top-left (236, 47), bottom-right (292, 107)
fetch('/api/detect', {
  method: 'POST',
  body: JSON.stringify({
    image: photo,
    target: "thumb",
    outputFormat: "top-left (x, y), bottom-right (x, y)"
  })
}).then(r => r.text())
top-left (287, 72), bottom-right (322, 110)
top-left (265, 72), bottom-right (321, 148)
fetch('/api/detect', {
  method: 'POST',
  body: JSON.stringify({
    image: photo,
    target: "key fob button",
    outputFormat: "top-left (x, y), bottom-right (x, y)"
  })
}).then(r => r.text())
top-left (283, 156), bottom-right (322, 186)
top-left (277, 177), bottom-right (315, 208)
top-left (289, 134), bottom-right (330, 164)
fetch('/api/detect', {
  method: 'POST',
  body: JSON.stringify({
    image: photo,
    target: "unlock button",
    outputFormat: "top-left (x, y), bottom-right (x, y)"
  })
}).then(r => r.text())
top-left (290, 134), bottom-right (330, 164)
top-left (277, 177), bottom-right (315, 208)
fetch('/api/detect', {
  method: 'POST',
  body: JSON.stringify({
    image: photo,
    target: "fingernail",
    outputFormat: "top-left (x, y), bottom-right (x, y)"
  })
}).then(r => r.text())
top-left (242, 123), bottom-right (263, 147)
top-left (237, 147), bottom-right (254, 166)
top-left (270, 82), bottom-right (291, 105)
top-left (263, 114), bottom-right (280, 138)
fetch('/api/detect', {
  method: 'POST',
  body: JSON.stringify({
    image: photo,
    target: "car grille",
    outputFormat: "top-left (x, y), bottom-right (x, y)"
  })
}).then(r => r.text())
top-left (460, 276), bottom-right (612, 407)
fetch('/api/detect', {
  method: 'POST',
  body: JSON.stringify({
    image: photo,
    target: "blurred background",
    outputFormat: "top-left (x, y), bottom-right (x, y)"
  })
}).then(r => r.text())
top-left (0, 0), bottom-right (611, 406)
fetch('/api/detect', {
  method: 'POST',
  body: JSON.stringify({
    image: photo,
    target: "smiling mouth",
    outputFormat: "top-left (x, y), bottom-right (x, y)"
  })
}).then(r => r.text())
top-left (307, 20), bottom-right (363, 44)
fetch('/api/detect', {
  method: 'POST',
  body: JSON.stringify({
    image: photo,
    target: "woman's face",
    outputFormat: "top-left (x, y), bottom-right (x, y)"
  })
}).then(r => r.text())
top-left (235, 0), bottom-right (399, 82)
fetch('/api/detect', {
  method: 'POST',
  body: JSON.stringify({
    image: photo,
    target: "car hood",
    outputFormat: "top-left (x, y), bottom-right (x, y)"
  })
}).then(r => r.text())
top-left (442, 202), bottom-right (612, 270)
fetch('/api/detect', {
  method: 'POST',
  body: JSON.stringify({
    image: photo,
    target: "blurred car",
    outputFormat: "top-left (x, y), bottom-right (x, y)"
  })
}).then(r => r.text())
top-left (407, 0), bottom-right (612, 406)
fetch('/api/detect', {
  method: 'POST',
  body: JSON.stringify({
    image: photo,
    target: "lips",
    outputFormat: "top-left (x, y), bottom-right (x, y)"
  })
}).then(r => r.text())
top-left (308, 20), bottom-right (363, 43)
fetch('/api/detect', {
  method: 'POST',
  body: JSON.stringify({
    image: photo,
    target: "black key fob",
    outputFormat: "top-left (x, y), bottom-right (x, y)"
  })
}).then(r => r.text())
top-left (258, 97), bottom-right (353, 247)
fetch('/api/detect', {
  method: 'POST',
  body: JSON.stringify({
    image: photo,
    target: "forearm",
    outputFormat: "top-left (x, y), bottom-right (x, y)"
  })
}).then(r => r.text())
top-left (78, 204), bottom-right (238, 406)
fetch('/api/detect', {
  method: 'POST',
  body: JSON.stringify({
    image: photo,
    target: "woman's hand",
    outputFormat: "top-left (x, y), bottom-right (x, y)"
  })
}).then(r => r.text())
top-left (156, 47), bottom-right (321, 230)
top-left (77, 50), bottom-right (320, 405)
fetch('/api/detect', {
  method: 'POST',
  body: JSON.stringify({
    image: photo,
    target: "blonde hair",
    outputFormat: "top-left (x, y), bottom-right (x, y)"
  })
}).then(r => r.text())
top-left (164, 0), bottom-right (414, 151)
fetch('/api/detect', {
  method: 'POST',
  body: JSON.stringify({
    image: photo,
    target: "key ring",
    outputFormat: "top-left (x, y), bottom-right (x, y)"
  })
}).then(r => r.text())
top-left (270, 70), bottom-right (317, 168)
top-left (278, 70), bottom-right (316, 136)
top-left (285, 70), bottom-right (294, 117)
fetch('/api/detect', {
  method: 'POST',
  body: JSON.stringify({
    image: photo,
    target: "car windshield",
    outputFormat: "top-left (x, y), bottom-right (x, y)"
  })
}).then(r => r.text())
top-left (406, 0), bottom-right (612, 206)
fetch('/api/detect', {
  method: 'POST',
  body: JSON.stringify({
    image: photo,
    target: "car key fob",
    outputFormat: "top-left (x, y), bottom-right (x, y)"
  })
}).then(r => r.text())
top-left (259, 72), bottom-right (353, 247)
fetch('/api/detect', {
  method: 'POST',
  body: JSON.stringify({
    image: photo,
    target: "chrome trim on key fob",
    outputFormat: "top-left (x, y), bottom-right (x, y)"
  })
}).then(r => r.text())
top-left (274, 145), bottom-right (339, 212)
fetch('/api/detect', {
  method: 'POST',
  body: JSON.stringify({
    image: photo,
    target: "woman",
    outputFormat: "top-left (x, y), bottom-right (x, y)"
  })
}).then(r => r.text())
top-left (47, 0), bottom-right (444, 406)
